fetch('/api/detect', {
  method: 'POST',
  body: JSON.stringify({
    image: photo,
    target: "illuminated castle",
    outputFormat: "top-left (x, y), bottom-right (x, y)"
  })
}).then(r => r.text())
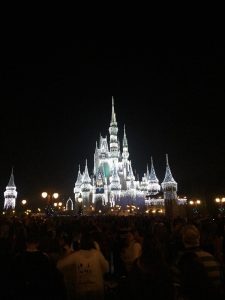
top-left (73, 97), bottom-right (185, 211)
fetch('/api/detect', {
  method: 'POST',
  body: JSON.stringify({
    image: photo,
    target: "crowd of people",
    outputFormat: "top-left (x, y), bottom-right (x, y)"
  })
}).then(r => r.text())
top-left (0, 213), bottom-right (225, 299)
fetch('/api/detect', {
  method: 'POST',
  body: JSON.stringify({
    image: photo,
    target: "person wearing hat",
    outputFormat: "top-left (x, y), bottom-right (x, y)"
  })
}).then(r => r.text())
top-left (177, 224), bottom-right (224, 299)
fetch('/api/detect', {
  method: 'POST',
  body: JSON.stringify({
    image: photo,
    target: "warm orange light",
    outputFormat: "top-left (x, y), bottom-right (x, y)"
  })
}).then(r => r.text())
top-left (21, 199), bottom-right (27, 205)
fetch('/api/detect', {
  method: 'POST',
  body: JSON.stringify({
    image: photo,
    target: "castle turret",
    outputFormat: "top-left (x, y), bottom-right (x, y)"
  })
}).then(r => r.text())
top-left (148, 157), bottom-right (161, 195)
top-left (122, 125), bottom-right (129, 161)
top-left (130, 162), bottom-right (135, 181)
top-left (81, 160), bottom-right (92, 192)
top-left (74, 165), bottom-right (83, 195)
top-left (161, 154), bottom-right (178, 220)
top-left (80, 160), bottom-right (93, 208)
top-left (161, 154), bottom-right (177, 196)
top-left (4, 168), bottom-right (17, 210)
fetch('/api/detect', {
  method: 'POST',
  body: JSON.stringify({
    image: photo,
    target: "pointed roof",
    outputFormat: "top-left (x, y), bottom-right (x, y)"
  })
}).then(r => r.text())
top-left (75, 165), bottom-right (83, 186)
top-left (149, 157), bottom-right (159, 183)
top-left (126, 164), bottom-right (131, 180)
top-left (162, 154), bottom-right (177, 183)
top-left (146, 164), bottom-right (150, 178)
top-left (123, 125), bottom-right (128, 147)
top-left (110, 96), bottom-right (117, 125)
top-left (8, 168), bottom-right (15, 187)
top-left (130, 162), bottom-right (135, 180)
top-left (83, 160), bottom-right (91, 183)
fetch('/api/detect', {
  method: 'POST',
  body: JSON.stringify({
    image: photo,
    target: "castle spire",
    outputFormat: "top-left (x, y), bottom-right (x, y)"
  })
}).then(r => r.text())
top-left (161, 154), bottom-right (177, 198)
top-left (83, 160), bottom-right (91, 183)
top-left (8, 167), bottom-right (15, 187)
top-left (130, 162), bottom-right (135, 180)
top-left (149, 157), bottom-right (159, 183)
top-left (122, 124), bottom-right (129, 161)
top-left (109, 96), bottom-right (119, 159)
top-left (161, 154), bottom-right (178, 219)
top-left (75, 165), bottom-right (83, 187)
top-left (146, 164), bottom-right (150, 179)
top-left (162, 154), bottom-right (177, 184)
top-left (147, 157), bottom-right (161, 195)
top-left (123, 125), bottom-right (128, 148)
top-left (111, 96), bottom-right (117, 124)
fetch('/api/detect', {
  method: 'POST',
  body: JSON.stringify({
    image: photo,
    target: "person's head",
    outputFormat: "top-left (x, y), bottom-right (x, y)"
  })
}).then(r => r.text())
top-left (80, 231), bottom-right (96, 250)
top-left (119, 227), bottom-right (135, 245)
top-left (26, 228), bottom-right (40, 248)
top-left (181, 224), bottom-right (200, 248)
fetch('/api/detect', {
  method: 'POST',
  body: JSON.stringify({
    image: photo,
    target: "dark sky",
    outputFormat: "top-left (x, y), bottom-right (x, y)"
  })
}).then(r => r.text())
top-left (1, 38), bottom-right (224, 207)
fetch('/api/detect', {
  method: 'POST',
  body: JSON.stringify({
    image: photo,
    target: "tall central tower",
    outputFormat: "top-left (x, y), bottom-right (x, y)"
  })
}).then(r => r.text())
top-left (109, 97), bottom-right (119, 162)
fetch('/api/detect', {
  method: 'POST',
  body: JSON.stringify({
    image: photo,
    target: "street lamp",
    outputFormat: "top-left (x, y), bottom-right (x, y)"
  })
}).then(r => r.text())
top-left (189, 199), bottom-right (201, 216)
top-left (21, 199), bottom-right (27, 205)
top-left (41, 192), bottom-right (59, 216)
top-left (77, 193), bottom-right (83, 216)
top-left (21, 199), bottom-right (27, 214)
top-left (215, 197), bottom-right (225, 215)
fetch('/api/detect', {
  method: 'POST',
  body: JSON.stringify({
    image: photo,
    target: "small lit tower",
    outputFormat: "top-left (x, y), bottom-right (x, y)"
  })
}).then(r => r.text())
top-left (4, 168), bottom-right (17, 210)
top-left (161, 154), bottom-right (178, 219)
top-left (74, 165), bottom-right (83, 199)
top-left (80, 160), bottom-right (92, 205)
top-left (122, 125), bottom-right (129, 162)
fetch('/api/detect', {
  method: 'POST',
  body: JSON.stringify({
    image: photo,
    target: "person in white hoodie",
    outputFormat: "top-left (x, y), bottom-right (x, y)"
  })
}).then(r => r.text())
top-left (57, 230), bottom-right (109, 300)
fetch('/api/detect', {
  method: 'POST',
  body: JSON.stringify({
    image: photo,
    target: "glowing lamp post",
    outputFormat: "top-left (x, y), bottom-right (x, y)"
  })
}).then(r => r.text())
top-left (77, 193), bottom-right (83, 216)
top-left (189, 199), bottom-right (201, 216)
top-left (42, 192), bottom-right (59, 216)
top-left (21, 199), bottom-right (27, 214)
top-left (215, 197), bottom-right (225, 215)
top-left (21, 199), bottom-right (27, 205)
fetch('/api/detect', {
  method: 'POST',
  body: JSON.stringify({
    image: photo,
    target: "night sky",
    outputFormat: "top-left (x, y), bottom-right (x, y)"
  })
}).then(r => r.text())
top-left (1, 38), bottom-right (224, 207)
